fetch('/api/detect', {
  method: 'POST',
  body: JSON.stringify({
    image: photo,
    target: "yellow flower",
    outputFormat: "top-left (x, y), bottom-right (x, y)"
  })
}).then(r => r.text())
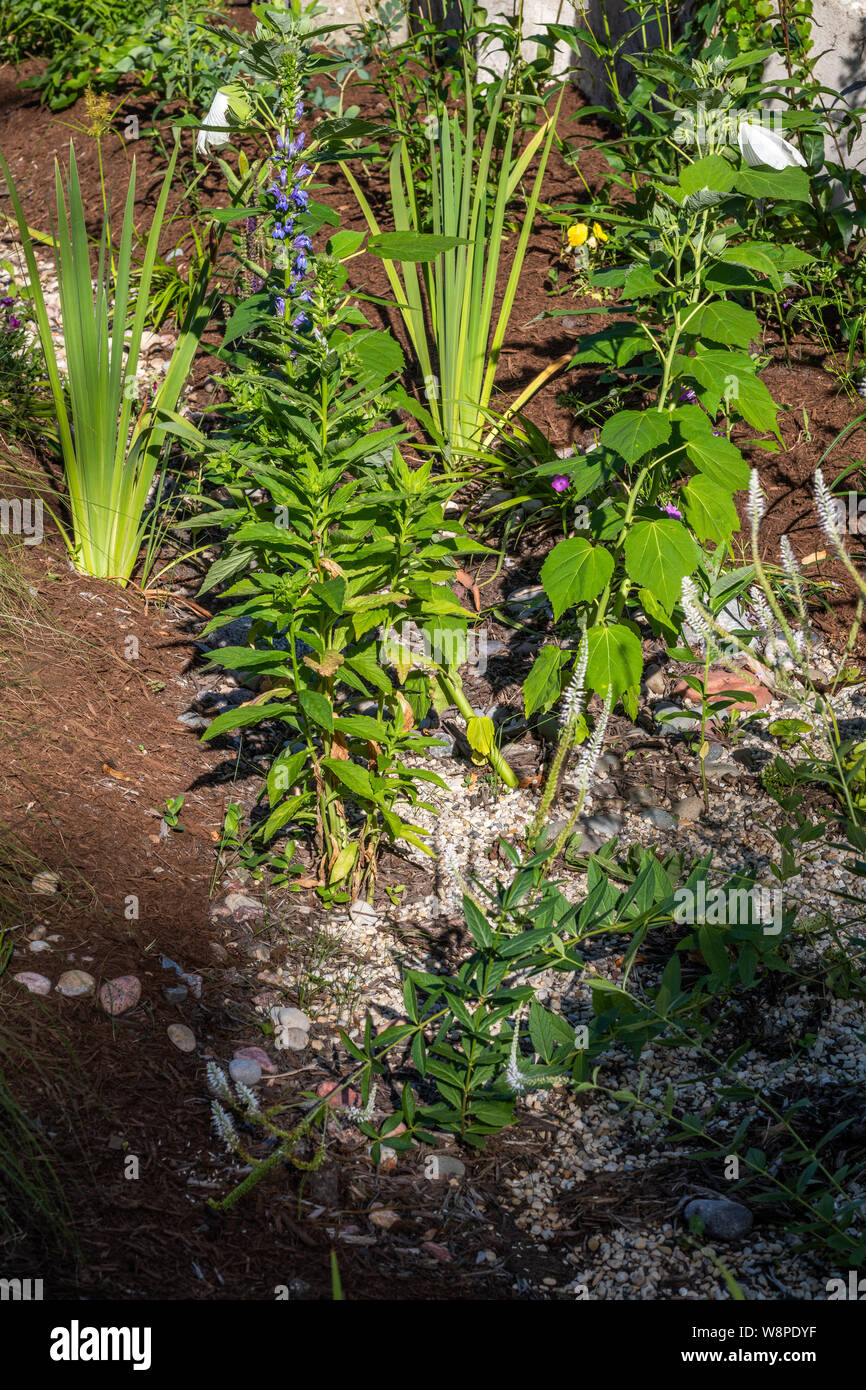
top-left (592, 222), bottom-right (609, 243)
top-left (567, 223), bottom-right (589, 248)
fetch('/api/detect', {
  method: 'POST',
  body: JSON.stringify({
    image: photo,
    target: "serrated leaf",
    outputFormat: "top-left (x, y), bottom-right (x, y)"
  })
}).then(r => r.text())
top-left (693, 301), bottom-right (760, 349)
top-left (540, 537), bottom-right (614, 620)
top-left (601, 410), bottom-right (672, 464)
top-left (623, 518), bottom-right (699, 612)
top-left (681, 473), bottom-right (741, 543)
top-left (585, 623), bottom-right (643, 699)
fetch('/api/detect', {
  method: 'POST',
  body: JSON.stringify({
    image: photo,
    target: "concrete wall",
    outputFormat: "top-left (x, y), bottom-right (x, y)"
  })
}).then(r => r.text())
top-left (332, 0), bottom-right (866, 173)
top-left (764, 0), bottom-right (866, 170)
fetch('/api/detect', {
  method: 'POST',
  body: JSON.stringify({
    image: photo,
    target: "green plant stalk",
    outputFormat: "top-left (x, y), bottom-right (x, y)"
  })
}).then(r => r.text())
top-left (435, 670), bottom-right (519, 788)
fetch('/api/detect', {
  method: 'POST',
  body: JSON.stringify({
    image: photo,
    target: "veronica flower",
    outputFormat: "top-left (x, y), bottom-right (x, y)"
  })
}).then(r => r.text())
top-left (815, 468), bottom-right (845, 554)
top-left (503, 1012), bottom-right (529, 1095)
top-left (344, 1086), bottom-right (377, 1122)
top-left (737, 120), bottom-right (807, 171)
top-left (211, 1101), bottom-right (241, 1154)
top-left (748, 584), bottom-right (774, 637)
top-left (681, 575), bottom-right (715, 650)
top-left (206, 1061), bottom-right (234, 1105)
top-left (196, 89), bottom-right (232, 158)
top-left (561, 640), bottom-right (589, 727)
top-left (747, 469), bottom-right (765, 529)
top-left (572, 687), bottom-right (613, 797)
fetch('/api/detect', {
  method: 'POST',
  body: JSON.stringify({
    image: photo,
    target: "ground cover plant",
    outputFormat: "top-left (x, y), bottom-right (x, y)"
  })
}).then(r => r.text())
top-left (3, 0), bottom-right (866, 1325)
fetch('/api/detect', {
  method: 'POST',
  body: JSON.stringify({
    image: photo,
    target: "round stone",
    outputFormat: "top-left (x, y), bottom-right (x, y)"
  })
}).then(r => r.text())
top-left (56, 970), bottom-right (96, 997)
top-left (167, 1023), bottom-right (196, 1053)
top-left (13, 972), bottom-right (51, 995)
top-left (234, 1046), bottom-right (276, 1074)
top-left (99, 975), bottom-right (141, 1016)
top-left (272, 1005), bottom-right (311, 1031)
top-left (229, 1057), bottom-right (262, 1086)
top-left (684, 1198), bottom-right (752, 1241)
top-left (282, 1027), bottom-right (308, 1051)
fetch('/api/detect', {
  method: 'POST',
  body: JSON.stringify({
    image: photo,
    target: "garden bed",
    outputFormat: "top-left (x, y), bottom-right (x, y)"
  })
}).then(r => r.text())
top-left (2, 1), bottom-right (866, 1312)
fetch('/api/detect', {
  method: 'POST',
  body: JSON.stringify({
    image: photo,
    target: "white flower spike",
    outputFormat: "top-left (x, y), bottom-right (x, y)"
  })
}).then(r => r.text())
top-left (197, 90), bottom-right (232, 159)
top-left (737, 121), bottom-right (807, 171)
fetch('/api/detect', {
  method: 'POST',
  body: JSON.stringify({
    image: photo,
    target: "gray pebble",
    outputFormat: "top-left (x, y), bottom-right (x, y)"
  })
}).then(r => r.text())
top-left (684, 1198), bottom-right (753, 1241)
top-left (229, 1057), bottom-right (263, 1086)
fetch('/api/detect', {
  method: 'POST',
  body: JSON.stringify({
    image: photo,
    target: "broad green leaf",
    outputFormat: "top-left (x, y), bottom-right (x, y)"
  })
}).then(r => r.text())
top-left (624, 518), bottom-right (699, 612)
top-left (718, 243), bottom-right (782, 290)
top-left (568, 323), bottom-right (648, 369)
top-left (681, 474), bottom-right (741, 544)
top-left (729, 371), bottom-right (781, 438)
top-left (678, 153), bottom-right (735, 196)
top-left (523, 643), bottom-right (569, 718)
top-left (600, 410), bottom-right (671, 465)
top-left (692, 301), bottom-right (760, 349)
top-left (540, 536), bottom-right (614, 619)
top-left (623, 264), bottom-right (661, 298)
top-left (585, 623), bottom-right (643, 699)
top-left (734, 165), bottom-right (811, 202)
top-left (684, 432), bottom-right (750, 491)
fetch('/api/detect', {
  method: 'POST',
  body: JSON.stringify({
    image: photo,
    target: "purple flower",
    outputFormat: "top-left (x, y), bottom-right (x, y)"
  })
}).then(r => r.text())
top-left (290, 187), bottom-right (309, 211)
top-left (294, 101), bottom-right (304, 123)
top-left (660, 503), bottom-right (682, 519)
top-left (291, 311), bottom-right (312, 332)
top-left (272, 223), bottom-right (287, 240)
top-left (551, 475), bottom-right (570, 493)
top-left (1, 296), bottom-right (13, 308)
top-left (678, 386), bottom-right (697, 404)
top-left (294, 252), bottom-right (309, 276)
top-left (8, 315), bottom-right (20, 329)
top-left (293, 233), bottom-right (312, 252)
top-left (275, 296), bottom-right (286, 317)
top-left (299, 288), bottom-right (313, 302)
